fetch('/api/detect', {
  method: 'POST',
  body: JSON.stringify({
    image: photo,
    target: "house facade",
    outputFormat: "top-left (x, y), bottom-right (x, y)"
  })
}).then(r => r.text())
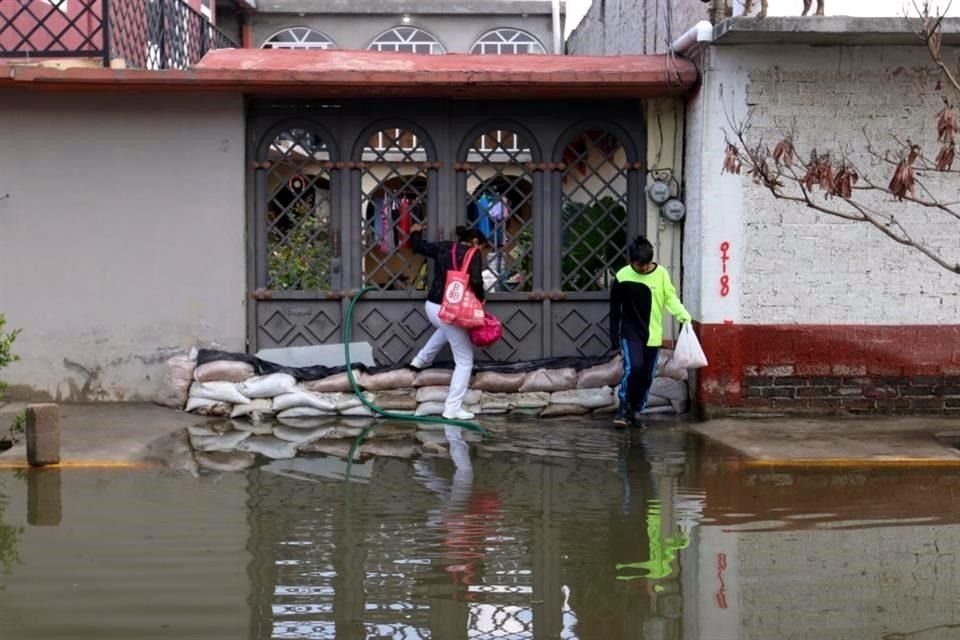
top-left (571, 7), bottom-right (960, 416)
top-left (216, 0), bottom-right (564, 55)
top-left (1, 0), bottom-right (693, 402)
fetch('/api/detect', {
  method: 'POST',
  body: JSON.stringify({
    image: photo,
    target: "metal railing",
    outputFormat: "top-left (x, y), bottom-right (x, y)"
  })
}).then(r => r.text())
top-left (0, 0), bottom-right (237, 70)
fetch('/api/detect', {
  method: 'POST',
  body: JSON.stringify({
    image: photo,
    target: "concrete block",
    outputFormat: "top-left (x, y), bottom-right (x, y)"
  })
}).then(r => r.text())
top-left (26, 403), bottom-right (60, 466)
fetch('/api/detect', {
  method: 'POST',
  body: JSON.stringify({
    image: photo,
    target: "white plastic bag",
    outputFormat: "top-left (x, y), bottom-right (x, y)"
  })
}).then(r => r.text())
top-left (671, 324), bottom-right (708, 370)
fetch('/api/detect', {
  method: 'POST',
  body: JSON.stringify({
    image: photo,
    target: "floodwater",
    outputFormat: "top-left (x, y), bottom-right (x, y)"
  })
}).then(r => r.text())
top-left (2, 420), bottom-right (960, 640)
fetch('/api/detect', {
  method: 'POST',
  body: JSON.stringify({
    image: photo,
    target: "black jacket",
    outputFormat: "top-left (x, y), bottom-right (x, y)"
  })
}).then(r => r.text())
top-left (411, 231), bottom-right (486, 305)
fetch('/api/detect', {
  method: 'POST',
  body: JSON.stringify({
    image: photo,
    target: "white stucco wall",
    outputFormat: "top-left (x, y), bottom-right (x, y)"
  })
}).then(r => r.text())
top-left (0, 91), bottom-right (246, 401)
top-left (687, 43), bottom-right (960, 326)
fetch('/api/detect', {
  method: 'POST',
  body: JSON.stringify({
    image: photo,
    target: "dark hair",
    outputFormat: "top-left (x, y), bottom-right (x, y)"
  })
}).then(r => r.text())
top-left (456, 225), bottom-right (490, 247)
top-left (628, 236), bottom-right (655, 264)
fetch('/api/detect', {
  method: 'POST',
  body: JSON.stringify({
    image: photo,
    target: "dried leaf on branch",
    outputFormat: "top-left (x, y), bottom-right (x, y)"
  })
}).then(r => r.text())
top-left (772, 138), bottom-right (795, 166)
top-left (936, 142), bottom-right (956, 171)
top-left (888, 148), bottom-right (919, 200)
top-left (722, 142), bottom-right (742, 175)
top-left (937, 106), bottom-right (957, 143)
top-left (832, 166), bottom-right (859, 199)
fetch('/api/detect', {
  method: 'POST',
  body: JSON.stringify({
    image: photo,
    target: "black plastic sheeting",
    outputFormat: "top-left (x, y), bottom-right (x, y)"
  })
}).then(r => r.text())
top-left (197, 349), bottom-right (615, 382)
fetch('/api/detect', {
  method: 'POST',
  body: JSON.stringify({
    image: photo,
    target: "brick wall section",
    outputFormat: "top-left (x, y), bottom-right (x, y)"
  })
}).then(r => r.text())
top-left (741, 374), bottom-right (960, 414)
top-left (697, 323), bottom-right (960, 416)
top-left (567, 0), bottom-right (708, 55)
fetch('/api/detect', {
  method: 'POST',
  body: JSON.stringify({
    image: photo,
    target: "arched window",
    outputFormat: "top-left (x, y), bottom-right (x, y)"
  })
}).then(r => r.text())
top-left (368, 26), bottom-right (445, 55)
top-left (471, 28), bottom-right (546, 55)
top-left (262, 27), bottom-right (336, 50)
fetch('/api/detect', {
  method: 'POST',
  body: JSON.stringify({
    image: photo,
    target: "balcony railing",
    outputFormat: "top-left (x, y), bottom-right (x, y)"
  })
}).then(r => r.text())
top-left (0, 0), bottom-right (237, 70)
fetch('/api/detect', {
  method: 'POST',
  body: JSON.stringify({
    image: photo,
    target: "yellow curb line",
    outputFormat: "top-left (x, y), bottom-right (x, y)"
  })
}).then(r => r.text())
top-left (742, 458), bottom-right (960, 469)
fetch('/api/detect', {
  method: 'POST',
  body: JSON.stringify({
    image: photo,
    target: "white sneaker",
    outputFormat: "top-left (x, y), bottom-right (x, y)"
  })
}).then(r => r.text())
top-left (442, 409), bottom-right (476, 421)
top-left (410, 356), bottom-right (429, 369)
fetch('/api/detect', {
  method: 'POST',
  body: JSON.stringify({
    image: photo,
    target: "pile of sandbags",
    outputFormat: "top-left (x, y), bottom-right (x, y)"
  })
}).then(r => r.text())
top-left (159, 350), bottom-right (689, 421)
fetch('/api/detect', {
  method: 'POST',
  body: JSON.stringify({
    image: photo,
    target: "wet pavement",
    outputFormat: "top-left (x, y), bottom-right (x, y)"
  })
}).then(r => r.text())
top-left (2, 409), bottom-right (960, 639)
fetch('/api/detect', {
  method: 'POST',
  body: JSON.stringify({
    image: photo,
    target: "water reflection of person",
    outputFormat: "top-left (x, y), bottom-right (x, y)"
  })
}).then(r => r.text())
top-left (417, 427), bottom-right (502, 638)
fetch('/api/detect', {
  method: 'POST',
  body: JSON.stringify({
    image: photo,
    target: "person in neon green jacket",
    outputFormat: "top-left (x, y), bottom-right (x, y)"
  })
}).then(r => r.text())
top-left (609, 236), bottom-right (692, 427)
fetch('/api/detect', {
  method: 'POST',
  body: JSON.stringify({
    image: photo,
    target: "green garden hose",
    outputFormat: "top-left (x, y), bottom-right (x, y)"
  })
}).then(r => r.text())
top-left (343, 287), bottom-right (490, 472)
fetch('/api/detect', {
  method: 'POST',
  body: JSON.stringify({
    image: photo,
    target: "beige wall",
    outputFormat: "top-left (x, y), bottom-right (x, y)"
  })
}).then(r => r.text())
top-left (0, 92), bottom-right (246, 401)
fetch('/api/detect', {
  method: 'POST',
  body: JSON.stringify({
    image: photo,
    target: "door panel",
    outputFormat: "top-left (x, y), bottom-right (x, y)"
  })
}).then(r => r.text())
top-left (250, 102), bottom-right (646, 362)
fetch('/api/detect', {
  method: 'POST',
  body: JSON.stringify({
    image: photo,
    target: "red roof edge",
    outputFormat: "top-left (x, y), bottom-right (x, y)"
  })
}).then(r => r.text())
top-left (0, 50), bottom-right (699, 98)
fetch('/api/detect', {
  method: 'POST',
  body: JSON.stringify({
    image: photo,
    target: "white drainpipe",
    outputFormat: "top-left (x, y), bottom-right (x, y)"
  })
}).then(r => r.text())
top-left (551, 0), bottom-right (563, 54)
top-left (670, 20), bottom-right (714, 54)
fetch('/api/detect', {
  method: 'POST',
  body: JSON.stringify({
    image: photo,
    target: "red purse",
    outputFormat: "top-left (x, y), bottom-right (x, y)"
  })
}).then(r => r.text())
top-left (470, 312), bottom-right (503, 347)
top-left (438, 245), bottom-right (485, 329)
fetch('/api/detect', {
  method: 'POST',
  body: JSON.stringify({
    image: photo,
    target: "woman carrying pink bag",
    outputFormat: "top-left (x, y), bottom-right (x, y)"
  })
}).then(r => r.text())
top-left (409, 223), bottom-right (490, 420)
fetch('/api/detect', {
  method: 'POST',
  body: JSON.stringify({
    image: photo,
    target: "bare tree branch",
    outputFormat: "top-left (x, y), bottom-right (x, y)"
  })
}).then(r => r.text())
top-left (719, 2), bottom-right (960, 275)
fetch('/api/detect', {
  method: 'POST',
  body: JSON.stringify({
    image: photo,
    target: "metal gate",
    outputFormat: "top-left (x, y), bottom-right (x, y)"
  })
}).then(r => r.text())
top-left (248, 100), bottom-right (645, 364)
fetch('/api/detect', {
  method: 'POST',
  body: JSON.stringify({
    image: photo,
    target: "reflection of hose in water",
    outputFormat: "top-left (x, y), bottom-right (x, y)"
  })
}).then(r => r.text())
top-left (343, 287), bottom-right (490, 479)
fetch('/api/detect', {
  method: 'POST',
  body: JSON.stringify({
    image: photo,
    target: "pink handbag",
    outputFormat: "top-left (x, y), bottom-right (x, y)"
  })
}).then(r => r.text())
top-left (438, 245), bottom-right (485, 329)
top-left (470, 312), bottom-right (503, 347)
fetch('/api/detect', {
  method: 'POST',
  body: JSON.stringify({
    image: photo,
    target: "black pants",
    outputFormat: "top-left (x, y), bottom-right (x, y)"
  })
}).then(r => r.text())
top-left (618, 338), bottom-right (660, 413)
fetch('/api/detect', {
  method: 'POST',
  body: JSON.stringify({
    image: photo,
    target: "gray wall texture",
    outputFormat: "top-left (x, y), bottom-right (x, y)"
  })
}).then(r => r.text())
top-left (0, 92), bottom-right (246, 401)
top-left (567, 0), bottom-right (709, 54)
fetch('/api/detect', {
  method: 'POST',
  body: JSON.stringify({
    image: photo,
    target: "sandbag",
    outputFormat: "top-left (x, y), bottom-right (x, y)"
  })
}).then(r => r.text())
top-left (304, 370), bottom-right (360, 393)
top-left (332, 392), bottom-right (374, 411)
top-left (413, 369), bottom-right (454, 387)
top-left (341, 404), bottom-right (375, 417)
top-left (510, 392), bottom-right (551, 409)
top-left (519, 368), bottom-right (577, 393)
top-left (415, 402), bottom-right (480, 417)
top-left (577, 357), bottom-right (623, 389)
top-left (550, 386), bottom-right (616, 409)
top-left (185, 396), bottom-right (219, 413)
top-left (358, 368), bottom-right (416, 391)
top-left (660, 350), bottom-right (689, 381)
top-left (671, 397), bottom-right (689, 414)
top-left (645, 394), bottom-right (671, 408)
top-left (649, 377), bottom-right (688, 402)
top-left (276, 406), bottom-right (336, 420)
top-left (372, 389), bottom-right (418, 411)
top-left (193, 360), bottom-right (255, 383)
top-left (155, 354), bottom-right (197, 409)
top-left (479, 392), bottom-right (512, 414)
top-left (237, 373), bottom-right (297, 398)
top-left (273, 389), bottom-right (337, 412)
top-left (540, 403), bottom-right (591, 417)
top-left (189, 381), bottom-right (250, 405)
top-left (415, 402), bottom-right (445, 417)
top-left (471, 371), bottom-right (526, 393)
top-left (656, 350), bottom-right (673, 377)
top-left (230, 398), bottom-right (274, 419)
top-left (415, 386), bottom-right (481, 405)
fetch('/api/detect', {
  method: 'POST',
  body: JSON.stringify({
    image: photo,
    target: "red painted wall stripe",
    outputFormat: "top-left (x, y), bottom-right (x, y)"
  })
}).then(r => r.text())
top-left (696, 323), bottom-right (960, 407)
